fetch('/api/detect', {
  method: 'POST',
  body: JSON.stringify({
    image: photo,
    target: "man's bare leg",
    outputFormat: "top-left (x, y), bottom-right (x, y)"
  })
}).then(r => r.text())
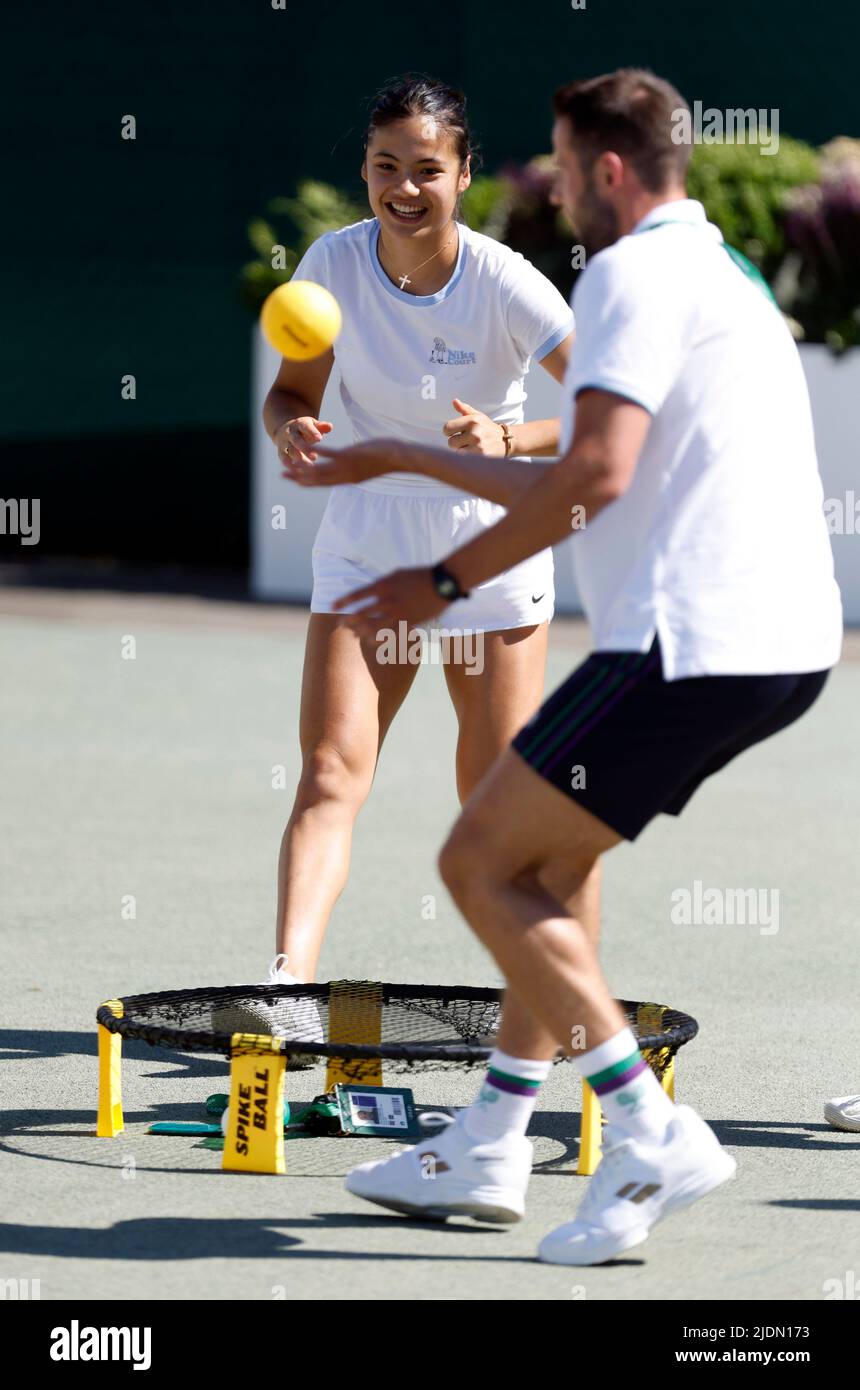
top-left (495, 859), bottom-right (602, 1060)
top-left (438, 749), bottom-right (626, 1052)
top-left (344, 750), bottom-right (733, 1257)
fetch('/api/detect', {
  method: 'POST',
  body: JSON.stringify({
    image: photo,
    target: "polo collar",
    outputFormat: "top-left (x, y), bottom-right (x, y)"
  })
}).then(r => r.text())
top-left (632, 199), bottom-right (722, 241)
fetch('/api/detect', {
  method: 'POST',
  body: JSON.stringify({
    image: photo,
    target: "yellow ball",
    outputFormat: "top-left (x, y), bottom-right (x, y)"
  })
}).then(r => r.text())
top-left (260, 280), bottom-right (342, 361)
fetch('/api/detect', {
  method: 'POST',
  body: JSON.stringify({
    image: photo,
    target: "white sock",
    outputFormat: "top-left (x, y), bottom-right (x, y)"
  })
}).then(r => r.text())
top-left (462, 1048), bottom-right (552, 1142)
top-left (574, 1027), bottom-right (674, 1142)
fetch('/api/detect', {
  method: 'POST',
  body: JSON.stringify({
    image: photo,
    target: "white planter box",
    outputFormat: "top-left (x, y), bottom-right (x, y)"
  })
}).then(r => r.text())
top-left (796, 345), bottom-right (860, 624)
top-left (250, 330), bottom-right (860, 625)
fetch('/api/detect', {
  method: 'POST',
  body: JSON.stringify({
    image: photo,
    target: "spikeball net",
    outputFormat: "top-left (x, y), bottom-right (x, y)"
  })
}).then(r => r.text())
top-left (96, 981), bottom-right (697, 1176)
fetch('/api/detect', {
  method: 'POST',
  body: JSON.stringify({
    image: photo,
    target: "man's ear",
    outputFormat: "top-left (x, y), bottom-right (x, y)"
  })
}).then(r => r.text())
top-left (598, 150), bottom-right (624, 191)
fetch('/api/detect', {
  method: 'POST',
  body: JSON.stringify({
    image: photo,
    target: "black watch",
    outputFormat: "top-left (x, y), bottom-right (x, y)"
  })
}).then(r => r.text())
top-left (430, 562), bottom-right (469, 601)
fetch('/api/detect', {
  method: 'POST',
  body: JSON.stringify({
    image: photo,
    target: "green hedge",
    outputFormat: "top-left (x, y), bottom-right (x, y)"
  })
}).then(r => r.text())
top-left (242, 135), bottom-right (860, 351)
top-left (686, 137), bottom-right (820, 278)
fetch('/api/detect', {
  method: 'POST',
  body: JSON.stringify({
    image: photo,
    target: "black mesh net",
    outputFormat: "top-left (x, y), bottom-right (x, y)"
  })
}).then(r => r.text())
top-left (98, 981), bottom-right (697, 1081)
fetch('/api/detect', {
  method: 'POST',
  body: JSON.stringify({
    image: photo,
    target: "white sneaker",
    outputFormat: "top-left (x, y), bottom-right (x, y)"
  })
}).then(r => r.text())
top-left (538, 1106), bottom-right (736, 1266)
top-left (211, 955), bottom-right (324, 1067)
top-left (824, 1095), bottom-right (860, 1132)
top-left (345, 1110), bottom-right (532, 1224)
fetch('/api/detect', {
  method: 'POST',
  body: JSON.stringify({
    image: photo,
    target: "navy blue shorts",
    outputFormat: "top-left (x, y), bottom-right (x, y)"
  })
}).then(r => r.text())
top-left (512, 639), bottom-right (830, 841)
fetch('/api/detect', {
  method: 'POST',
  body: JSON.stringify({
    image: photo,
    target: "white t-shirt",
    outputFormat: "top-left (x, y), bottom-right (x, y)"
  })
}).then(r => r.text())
top-left (292, 219), bottom-right (574, 495)
top-left (562, 199), bottom-right (843, 678)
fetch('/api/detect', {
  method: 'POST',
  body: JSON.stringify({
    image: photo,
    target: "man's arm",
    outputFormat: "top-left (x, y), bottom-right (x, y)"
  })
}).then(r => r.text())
top-left (331, 390), bottom-right (652, 632)
top-left (296, 436), bottom-right (556, 507)
top-left (441, 389), bottom-right (652, 592)
top-left (301, 336), bottom-right (576, 506)
top-left (395, 444), bottom-right (558, 506)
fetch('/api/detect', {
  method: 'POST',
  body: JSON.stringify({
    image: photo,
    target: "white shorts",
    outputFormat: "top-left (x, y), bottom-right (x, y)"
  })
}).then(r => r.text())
top-left (311, 484), bottom-right (555, 632)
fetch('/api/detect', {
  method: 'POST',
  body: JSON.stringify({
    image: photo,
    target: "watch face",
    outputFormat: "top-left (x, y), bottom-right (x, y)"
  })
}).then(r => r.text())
top-left (432, 565), bottom-right (459, 599)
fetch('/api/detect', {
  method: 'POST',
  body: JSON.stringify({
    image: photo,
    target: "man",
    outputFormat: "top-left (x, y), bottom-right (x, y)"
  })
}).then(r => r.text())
top-left (327, 69), bottom-right (843, 1265)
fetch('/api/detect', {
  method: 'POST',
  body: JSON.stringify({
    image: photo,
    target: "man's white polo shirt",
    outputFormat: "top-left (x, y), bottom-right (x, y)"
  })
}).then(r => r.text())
top-left (561, 198), bottom-right (842, 678)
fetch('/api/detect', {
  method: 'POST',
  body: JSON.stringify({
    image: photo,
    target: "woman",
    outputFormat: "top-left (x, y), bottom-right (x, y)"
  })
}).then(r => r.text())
top-left (224, 76), bottom-right (576, 1039)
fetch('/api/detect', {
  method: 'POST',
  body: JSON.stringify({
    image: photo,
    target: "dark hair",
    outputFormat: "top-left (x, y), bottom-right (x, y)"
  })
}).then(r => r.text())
top-left (364, 74), bottom-right (476, 168)
top-left (553, 69), bottom-right (691, 192)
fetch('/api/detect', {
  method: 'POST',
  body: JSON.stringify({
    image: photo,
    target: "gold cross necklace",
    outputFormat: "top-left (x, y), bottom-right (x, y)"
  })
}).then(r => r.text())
top-left (388, 226), bottom-right (458, 292)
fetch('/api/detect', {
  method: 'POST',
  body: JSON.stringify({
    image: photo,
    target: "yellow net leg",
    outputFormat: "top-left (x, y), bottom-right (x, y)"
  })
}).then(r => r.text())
top-left (222, 1037), bottom-right (286, 1175)
top-left (577, 1079), bottom-right (603, 1175)
top-left (662, 1051), bottom-right (676, 1101)
top-left (325, 981), bottom-right (383, 1091)
top-left (96, 1001), bottom-right (124, 1137)
top-left (577, 1005), bottom-right (679, 1174)
top-left (637, 1002), bottom-right (664, 1040)
top-left (637, 1003), bottom-right (677, 1103)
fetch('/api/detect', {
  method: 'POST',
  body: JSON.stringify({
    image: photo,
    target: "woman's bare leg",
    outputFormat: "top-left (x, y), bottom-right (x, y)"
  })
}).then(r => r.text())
top-left (275, 614), bottom-right (419, 979)
top-left (442, 624), bottom-right (548, 806)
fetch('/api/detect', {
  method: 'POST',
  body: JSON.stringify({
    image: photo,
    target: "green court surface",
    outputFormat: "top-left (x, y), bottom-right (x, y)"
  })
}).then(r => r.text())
top-left (1, 588), bottom-right (858, 1302)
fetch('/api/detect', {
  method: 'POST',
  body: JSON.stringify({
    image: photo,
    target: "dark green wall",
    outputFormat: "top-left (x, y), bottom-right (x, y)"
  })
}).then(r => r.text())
top-left (5, 0), bottom-right (857, 565)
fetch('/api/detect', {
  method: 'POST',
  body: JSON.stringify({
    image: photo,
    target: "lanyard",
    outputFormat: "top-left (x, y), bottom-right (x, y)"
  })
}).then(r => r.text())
top-left (636, 218), bottom-right (779, 308)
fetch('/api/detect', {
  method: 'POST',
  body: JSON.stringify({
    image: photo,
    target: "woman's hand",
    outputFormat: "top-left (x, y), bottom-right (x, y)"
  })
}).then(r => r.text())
top-left (443, 398), bottom-right (508, 456)
top-left (274, 416), bottom-right (333, 467)
top-left (282, 438), bottom-right (408, 487)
